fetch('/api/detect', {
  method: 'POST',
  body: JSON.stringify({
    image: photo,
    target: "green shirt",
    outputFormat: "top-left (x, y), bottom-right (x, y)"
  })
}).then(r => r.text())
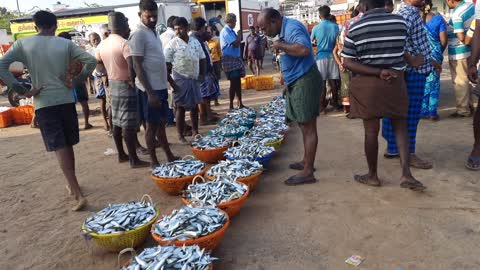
top-left (0, 35), bottom-right (96, 110)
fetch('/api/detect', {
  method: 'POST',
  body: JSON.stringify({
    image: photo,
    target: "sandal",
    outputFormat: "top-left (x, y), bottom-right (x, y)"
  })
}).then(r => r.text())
top-left (354, 174), bottom-right (381, 187)
top-left (288, 162), bottom-right (316, 172)
top-left (410, 155), bottom-right (433, 170)
top-left (284, 175), bottom-right (317, 186)
top-left (400, 180), bottom-right (426, 192)
top-left (465, 156), bottom-right (480, 171)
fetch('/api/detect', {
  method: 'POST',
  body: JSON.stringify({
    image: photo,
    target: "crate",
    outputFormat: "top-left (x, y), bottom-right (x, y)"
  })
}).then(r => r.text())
top-left (0, 109), bottom-right (13, 128)
top-left (11, 105), bottom-right (34, 125)
top-left (241, 75), bottom-right (255, 90)
top-left (253, 75), bottom-right (275, 91)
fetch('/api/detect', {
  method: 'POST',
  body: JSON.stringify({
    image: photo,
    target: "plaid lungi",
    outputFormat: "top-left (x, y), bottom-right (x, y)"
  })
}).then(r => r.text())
top-left (109, 80), bottom-right (138, 129)
top-left (382, 71), bottom-right (427, 154)
top-left (222, 55), bottom-right (245, 78)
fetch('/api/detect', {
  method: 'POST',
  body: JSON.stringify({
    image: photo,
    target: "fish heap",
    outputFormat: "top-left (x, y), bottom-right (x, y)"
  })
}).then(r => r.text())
top-left (208, 123), bottom-right (249, 138)
top-left (225, 107), bottom-right (256, 119)
top-left (152, 205), bottom-right (227, 241)
top-left (224, 142), bottom-right (275, 161)
top-left (239, 127), bottom-right (284, 144)
top-left (152, 160), bottom-right (205, 178)
top-left (184, 180), bottom-right (247, 205)
top-left (191, 135), bottom-right (232, 150)
top-left (120, 245), bottom-right (216, 270)
top-left (84, 202), bottom-right (156, 234)
top-left (207, 160), bottom-right (263, 180)
top-left (219, 115), bottom-right (255, 128)
top-left (259, 95), bottom-right (286, 117)
top-left (255, 117), bottom-right (289, 133)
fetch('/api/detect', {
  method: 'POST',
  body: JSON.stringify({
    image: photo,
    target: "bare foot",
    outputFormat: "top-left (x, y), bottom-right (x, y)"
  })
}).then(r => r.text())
top-left (178, 136), bottom-right (188, 145)
top-left (410, 154), bottom-right (433, 169)
top-left (66, 185), bottom-right (73, 196)
top-left (71, 197), bottom-right (87, 211)
top-left (400, 175), bottom-right (426, 191)
top-left (118, 154), bottom-right (129, 163)
top-left (84, 123), bottom-right (93, 130)
top-left (354, 174), bottom-right (381, 187)
top-left (130, 159), bottom-right (150, 169)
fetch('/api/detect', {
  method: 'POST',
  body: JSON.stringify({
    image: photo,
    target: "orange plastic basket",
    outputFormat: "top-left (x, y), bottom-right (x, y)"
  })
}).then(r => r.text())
top-left (151, 167), bottom-right (208, 195)
top-left (191, 145), bottom-right (229, 164)
top-left (254, 75), bottom-right (275, 91)
top-left (0, 109), bottom-right (13, 128)
top-left (206, 170), bottom-right (263, 191)
top-left (11, 105), bottom-right (34, 125)
top-left (241, 75), bottom-right (255, 90)
top-left (151, 209), bottom-right (230, 251)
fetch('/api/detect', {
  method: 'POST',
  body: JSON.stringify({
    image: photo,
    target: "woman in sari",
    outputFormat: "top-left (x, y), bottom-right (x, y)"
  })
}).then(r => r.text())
top-left (421, 0), bottom-right (447, 121)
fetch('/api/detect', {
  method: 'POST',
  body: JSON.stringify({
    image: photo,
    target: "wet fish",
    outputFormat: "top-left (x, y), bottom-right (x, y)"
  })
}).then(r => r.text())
top-left (191, 135), bottom-right (232, 150)
top-left (120, 245), bottom-right (216, 270)
top-left (84, 201), bottom-right (156, 234)
top-left (219, 115), bottom-right (255, 127)
top-left (240, 127), bottom-right (284, 144)
top-left (152, 205), bottom-right (227, 241)
top-left (207, 160), bottom-right (263, 180)
top-left (224, 142), bottom-right (275, 161)
top-left (208, 124), bottom-right (249, 138)
top-left (259, 95), bottom-right (286, 117)
top-left (152, 160), bottom-right (205, 178)
top-left (184, 180), bottom-right (247, 205)
top-left (225, 107), bottom-right (256, 119)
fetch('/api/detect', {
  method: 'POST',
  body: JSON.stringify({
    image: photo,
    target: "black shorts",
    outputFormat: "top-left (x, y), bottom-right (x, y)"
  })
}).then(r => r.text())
top-left (74, 83), bottom-right (89, 102)
top-left (137, 89), bottom-right (169, 125)
top-left (36, 103), bottom-right (80, 152)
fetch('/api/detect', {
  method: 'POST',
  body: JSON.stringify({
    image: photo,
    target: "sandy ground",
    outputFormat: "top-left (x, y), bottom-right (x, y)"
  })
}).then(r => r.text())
top-left (1, 59), bottom-right (480, 270)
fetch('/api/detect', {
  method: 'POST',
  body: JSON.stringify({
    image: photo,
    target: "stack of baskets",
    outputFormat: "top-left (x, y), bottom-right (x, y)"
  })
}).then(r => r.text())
top-left (0, 105), bottom-right (34, 127)
top-left (253, 75), bottom-right (275, 91)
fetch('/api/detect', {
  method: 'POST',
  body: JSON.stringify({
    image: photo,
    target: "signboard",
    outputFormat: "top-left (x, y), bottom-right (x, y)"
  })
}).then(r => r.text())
top-left (10, 15), bottom-right (109, 40)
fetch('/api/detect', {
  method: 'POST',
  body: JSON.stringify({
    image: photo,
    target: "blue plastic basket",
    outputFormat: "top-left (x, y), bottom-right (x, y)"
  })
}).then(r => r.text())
top-left (225, 151), bottom-right (275, 168)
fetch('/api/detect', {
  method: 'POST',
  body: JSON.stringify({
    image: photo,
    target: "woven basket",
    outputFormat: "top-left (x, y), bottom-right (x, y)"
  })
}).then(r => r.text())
top-left (0, 109), bottom-right (13, 128)
top-left (82, 195), bottom-right (159, 252)
top-left (118, 248), bottom-right (214, 269)
top-left (11, 105), bottom-right (33, 125)
top-left (265, 137), bottom-right (284, 149)
top-left (254, 75), bottom-right (275, 91)
top-left (151, 209), bottom-right (230, 251)
top-left (151, 166), bottom-right (208, 196)
top-left (241, 75), bottom-right (255, 90)
top-left (182, 176), bottom-right (250, 218)
top-left (207, 170), bottom-right (263, 191)
top-left (191, 145), bottom-right (229, 164)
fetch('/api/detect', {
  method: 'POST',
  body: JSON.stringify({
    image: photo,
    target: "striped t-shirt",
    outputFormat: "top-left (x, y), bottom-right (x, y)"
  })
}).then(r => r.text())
top-left (447, 1), bottom-right (475, 60)
top-left (341, 8), bottom-right (407, 70)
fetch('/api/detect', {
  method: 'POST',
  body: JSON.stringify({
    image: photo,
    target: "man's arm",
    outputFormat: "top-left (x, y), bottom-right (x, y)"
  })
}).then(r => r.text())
top-left (126, 56), bottom-right (136, 87)
top-left (132, 56), bottom-right (154, 96)
top-left (343, 58), bottom-right (398, 82)
top-left (272, 39), bottom-right (310, 57)
top-left (468, 19), bottom-right (480, 82)
top-left (70, 44), bottom-right (97, 84)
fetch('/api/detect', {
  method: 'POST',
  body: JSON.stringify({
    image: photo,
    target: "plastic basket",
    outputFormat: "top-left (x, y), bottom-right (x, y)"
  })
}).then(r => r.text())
top-left (241, 75), bottom-right (255, 90)
top-left (151, 209), bottom-right (230, 251)
top-left (265, 137), bottom-right (284, 149)
top-left (207, 170), bottom-right (263, 191)
top-left (254, 75), bottom-right (275, 91)
top-left (225, 151), bottom-right (274, 168)
top-left (0, 109), bottom-right (13, 128)
top-left (11, 105), bottom-right (34, 125)
top-left (82, 195), bottom-right (159, 252)
top-left (191, 145), bottom-right (230, 164)
top-left (208, 129), bottom-right (246, 139)
top-left (118, 248), bottom-right (214, 270)
top-left (151, 166), bottom-right (208, 195)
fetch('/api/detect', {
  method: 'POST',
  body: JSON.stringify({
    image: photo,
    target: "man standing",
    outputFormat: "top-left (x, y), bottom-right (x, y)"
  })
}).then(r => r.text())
top-left (220, 13), bottom-right (246, 110)
top-left (244, 26), bottom-right (261, 76)
top-left (466, 0), bottom-right (480, 170)
top-left (446, 0), bottom-right (475, 117)
top-left (311, 6), bottom-right (341, 112)
top-left (382, 0), bottom-right (434, 169)
top-left (97, 12), bottom-right (149, 169)
top-left (0, 11), bottom-right (96, 210)
top-left (258, 8), bottom-right (322, 185)
top-left (342, 0), bottom-right (426, 191)
top-left (130, 0), bottom-right (177, 168)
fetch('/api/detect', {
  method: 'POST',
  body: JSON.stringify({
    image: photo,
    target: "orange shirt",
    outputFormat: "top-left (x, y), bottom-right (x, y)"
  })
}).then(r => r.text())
top-left (207, 38), bottom-right (222, 63)
top-left (96, 34), bottom-right (131, 81)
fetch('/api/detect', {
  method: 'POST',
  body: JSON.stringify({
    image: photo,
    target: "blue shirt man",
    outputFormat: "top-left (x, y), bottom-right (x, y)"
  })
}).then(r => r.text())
top-left (220, 24), bottom-right (241, 58)
top-left (311, 20), bottom-right (339, 60)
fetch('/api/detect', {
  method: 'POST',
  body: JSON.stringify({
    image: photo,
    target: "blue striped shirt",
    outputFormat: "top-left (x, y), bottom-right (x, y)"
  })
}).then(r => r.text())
top-left (447, 1), bottom-right (475, 60)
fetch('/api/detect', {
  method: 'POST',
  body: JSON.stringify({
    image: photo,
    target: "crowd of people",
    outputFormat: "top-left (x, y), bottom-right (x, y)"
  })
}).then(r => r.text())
top-left (0, 0), bottom-right (479, 210)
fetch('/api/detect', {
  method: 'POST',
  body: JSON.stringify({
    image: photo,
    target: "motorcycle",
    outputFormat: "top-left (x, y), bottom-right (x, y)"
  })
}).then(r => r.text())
top-left (0, 69), bottom-right (31, 107)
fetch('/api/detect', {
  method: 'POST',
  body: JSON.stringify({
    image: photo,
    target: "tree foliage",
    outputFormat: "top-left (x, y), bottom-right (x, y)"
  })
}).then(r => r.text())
top-left (0, 8), bottom-right (19, 35)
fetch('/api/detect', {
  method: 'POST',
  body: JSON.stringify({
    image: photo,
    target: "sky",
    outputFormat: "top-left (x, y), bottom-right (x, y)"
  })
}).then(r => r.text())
top-left (2, 0), bottom-right (136, 12)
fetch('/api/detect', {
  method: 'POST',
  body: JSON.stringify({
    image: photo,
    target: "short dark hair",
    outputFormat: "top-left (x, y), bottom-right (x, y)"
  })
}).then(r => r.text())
top-left (167, 16), bottom-right (177, 28)
top-left (261, 8), bottom-right (282, 20)
top-left (139, 0), bottom-right (158, 11)
top-left (33, 10), bottom-right (57, 29)
top-left (57, 31), bottom-right (71, 40)
top-left (318, 6), bottom-right (330, 18)
top-left (385, 0), bottom-right (394, 5)
top-left (225, 13), bottom-right (236, 23)
top-left (191, 17), bottom-right (207, 31)
top-left (173, 17), bottom-right (189, 28)
top-left (364, 0), bottom-right (388, 9)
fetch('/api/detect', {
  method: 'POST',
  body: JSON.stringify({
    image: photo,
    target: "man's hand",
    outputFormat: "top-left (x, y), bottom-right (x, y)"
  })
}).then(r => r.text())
top-left (271, 40), bottom-right (285, 51)
top-left (59, 74), bottom-right (74, 89)
top-left (24, 86), bottom-right (44, 98)
top-left (405, 53), bottom-right (425, 67)
top-left (379, 69), bottom-right (398, 82)
top-left (147, 93), bottom-right (161, 108)
top-left (468, 65), bottom-right (478, 83)
top-left (339, 64), bottom-right (346, 72)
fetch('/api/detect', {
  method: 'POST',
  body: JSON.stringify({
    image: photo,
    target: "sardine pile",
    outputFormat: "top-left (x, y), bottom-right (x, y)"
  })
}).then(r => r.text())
top-left (191, 135), bottom-right (232, 150)
top-left (84, 202), bottom-right (156, 234)
top-left (219, 115), bottom-right (255, 127)
top-left (259, 95), bottom-right (286, 117)
top-left (120, 245), bottom-right (216, 270)
top-left (240, 128), bottom-right (284, 144)
top-left (207, 160), bottom-right (263, 180)
top-left (255, 117), bottom-right (289, 133)
top-left (184, 180), bottom-right (247, 205)
top-left (224, 142), bottom-right (275, 161)
top-left (225, 107), bottom-right (256, 119)
top-left (208, 124), bottom-right (249, 138)
top-left (152, 160), bottom-right (205, 178)
top-left (152, 205), bottom-right (227, 241)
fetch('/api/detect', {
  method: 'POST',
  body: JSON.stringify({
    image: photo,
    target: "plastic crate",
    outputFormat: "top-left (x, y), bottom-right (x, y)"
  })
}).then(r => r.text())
top-left (11, 105), bottom-right (34, 125)
top-left (241, 75), bottom-right (255, 90)
top-left (254, 75), bottom-right (275, 91)
top-left (0, 109), bottom-right (13, 128)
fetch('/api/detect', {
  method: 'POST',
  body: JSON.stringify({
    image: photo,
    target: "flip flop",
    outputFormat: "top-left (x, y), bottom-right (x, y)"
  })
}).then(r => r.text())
top-left (288, 162), bottom-right (316, 171)
top-left (410, 155), bottom-right (433, 170)
top-left (354, 174), bottom-right (381, 187)
top-left (284, 175), bottom-right (317, 186)
top-left (400, 180), bottom-right (426, 192)
top-left (465, 156), bottom-right (480, 171)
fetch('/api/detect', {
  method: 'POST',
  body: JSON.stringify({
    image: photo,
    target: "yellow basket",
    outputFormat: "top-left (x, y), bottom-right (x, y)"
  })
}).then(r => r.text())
top-left (254, 75), bottom-right (275, 91)
top-left (241, 75), bottom-right (255, 90)
top-left (82, 195), bottom-right (160, 252)
top-left (265, 137), bottom-right (284, 149)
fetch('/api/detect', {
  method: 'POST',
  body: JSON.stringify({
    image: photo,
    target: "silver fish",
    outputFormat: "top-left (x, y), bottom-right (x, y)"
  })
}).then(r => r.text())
top-left (225, 107), bottom-right (256, 119)
top-left (240, 127), bottom-right (284, 144)
top-left (184, 180), bottom-right (247, 206)
top-left (152, 160), bottom-right (205, 178)
top-left (219, 115), bottom-right (255, 127)
top-left (208, 124), bottom-right (249, 138)
top-left (207, 160), bottom-right (263, 180)
top-left (191, 135), bottom-right (232, 150)
top-left (224, 142), bottom-right (275, 161)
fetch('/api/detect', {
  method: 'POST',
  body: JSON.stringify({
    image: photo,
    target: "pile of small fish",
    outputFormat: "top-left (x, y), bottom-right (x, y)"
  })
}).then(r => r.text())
top-left (152, 205), bottom-right (227, 241)
top-left (191, 135), bottom-right (232, 150)
top-left (120, 245), bottom-right (216, 270)
top-left (219, 115), bottom-right (255, 127)
top-left (184, 180), bottom-right (247, 205)
top-left (224, 142), bottom-right (275, 161)
top-left (225, 107), bottom-right (256, 119)
top-left (207, 159), bottom-right (263, 180)
top-left (208, 124), bottom-right (249, 138)
top-left (240, 128), bottom-right (284, 144)
top-left (152, 160), bottom-right (205, 178)
top-left (259, 95), bottom-right (286, 117)
top-left (84, 202), bottom-right (156, 234)
top-left (255, 117), bottom-right (289, 133)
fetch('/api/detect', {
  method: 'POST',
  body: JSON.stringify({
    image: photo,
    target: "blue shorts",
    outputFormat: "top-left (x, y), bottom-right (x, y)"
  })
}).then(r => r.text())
top-left (94, 76), bottom-right (107, 99)
top-left (137, 88), bottom-right (169, 125)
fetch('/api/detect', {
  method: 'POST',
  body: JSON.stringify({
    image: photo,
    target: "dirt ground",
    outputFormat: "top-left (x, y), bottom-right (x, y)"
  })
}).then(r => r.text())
top-left (1, 59), bottom-right (480, 270)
